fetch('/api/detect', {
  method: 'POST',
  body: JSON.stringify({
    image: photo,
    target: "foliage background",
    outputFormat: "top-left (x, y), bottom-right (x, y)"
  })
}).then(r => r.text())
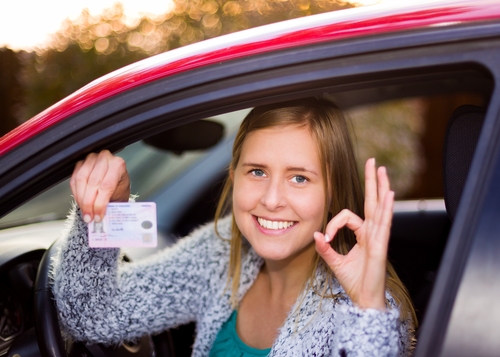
top-left (11, 0), bottom-right (352, 124)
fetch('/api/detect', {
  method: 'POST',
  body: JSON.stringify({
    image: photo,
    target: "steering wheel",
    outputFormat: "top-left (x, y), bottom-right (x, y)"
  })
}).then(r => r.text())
top-left (34, 241), bottom-right (176, 357)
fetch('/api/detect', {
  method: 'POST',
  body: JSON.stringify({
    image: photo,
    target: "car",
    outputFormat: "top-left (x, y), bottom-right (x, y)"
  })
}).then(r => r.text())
top-left (1, 0), bottom-right (500, 356)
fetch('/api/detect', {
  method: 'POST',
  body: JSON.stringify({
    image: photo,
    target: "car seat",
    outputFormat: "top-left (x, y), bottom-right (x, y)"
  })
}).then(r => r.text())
top-left (408, 104), bottom-right (486, 331)
top-left (443, 105), bottom-right (486, 221)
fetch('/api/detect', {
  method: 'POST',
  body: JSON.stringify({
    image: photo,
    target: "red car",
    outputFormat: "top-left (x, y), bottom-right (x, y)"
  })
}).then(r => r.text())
top-left (1, 0), bottom-right (500, 356)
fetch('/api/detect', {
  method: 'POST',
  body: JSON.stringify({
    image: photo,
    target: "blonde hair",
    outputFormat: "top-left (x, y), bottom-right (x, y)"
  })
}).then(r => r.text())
top-left (214, 97), bottom-right (417, 329)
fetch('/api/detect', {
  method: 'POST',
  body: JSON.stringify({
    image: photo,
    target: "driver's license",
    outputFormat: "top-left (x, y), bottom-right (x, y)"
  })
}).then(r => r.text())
top-left (88, 202), bottom-right (157, 248)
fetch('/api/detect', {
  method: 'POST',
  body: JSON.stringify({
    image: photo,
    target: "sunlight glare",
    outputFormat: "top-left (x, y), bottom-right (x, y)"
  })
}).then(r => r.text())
top-left (0, 0), bottom-right (440, 51)
top-left (0, 0), bottom-right (174, 51)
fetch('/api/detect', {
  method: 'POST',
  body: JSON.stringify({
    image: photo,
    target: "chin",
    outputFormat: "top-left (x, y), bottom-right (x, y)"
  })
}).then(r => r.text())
top-left (251, 241), bottom-right (316, 264)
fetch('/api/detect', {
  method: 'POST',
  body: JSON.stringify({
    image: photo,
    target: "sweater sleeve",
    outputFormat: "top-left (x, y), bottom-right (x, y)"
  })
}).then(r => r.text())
top-left (51, 204), bottom-right (231, 345)
top-left (335, 294), bottom-right (414, 357)
top-left (335, 306), bottom-right (399, 357)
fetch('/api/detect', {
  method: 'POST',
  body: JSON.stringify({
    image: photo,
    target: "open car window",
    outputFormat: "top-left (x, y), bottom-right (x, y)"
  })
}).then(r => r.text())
top-left (0, 110), bottom-right (249, 230)
top-left (2, 86), bottom-right (487, 231)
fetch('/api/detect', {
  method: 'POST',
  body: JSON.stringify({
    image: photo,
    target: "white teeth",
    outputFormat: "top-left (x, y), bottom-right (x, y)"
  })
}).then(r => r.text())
top-left (257, 217), bottom-right (295, 230)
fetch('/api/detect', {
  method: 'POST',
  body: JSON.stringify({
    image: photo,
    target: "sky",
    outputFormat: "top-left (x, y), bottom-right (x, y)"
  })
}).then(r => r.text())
top-left (0, 0), bottom-right (412, 51)
top-left (0, 0), bottom-right (174, 50)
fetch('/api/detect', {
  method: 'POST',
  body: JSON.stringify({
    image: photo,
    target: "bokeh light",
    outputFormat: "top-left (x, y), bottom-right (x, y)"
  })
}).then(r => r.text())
top-left (0, 0), bottom-right (174, 51)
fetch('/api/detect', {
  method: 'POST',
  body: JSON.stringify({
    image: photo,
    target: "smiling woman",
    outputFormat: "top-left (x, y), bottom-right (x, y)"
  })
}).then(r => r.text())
top-left (51, 97), bottom-right (415, 356)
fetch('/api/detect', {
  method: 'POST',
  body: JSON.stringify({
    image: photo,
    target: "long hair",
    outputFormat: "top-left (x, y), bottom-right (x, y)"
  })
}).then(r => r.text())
top-left (214, 97), bottom-right (417, 329)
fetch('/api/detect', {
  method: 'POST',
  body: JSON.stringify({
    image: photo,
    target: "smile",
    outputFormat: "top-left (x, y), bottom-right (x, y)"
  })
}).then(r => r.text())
top-left (257, 217), bottom-right (296, 230)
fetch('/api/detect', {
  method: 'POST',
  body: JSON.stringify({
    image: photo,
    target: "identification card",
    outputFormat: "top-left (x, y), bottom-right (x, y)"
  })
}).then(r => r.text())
top-left (88, 202), bottom-right (157, 248)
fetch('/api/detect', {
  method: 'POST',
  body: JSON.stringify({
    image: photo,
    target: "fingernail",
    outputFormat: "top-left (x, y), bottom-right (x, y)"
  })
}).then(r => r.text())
top-left (83, 214), bottom-right (91, 223)
top-left (325, 234), bottom-right (330, 243)
top-left (94, 215), bottom-right (101, 223)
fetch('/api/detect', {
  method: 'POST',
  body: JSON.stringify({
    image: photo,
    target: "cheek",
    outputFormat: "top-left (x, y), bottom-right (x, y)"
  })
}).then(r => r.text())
top-left (232, 179), bottom-right (259, 239)
top-left (232, 176), bottom-right (257, 213)
top-left (291, 190), bottom-right (326, 227)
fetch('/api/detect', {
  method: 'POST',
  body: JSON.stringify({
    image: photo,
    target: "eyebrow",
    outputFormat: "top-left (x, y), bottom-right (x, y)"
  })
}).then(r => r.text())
top-left (241, 163), bottom-right (319, 176)
top-left (286, 166), bottom-right (319, 176)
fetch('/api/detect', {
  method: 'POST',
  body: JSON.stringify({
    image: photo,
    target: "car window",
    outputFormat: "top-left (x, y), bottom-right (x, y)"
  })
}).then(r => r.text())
top-left (344, 92), bottom-right (487, 200)
top-left (0, 109), bottom-right (249, 230)
top-left (0, 89), bottom-right (488, 230)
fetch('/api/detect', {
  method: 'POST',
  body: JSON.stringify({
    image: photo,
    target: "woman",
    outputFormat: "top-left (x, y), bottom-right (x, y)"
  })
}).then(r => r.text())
top-left (52, 97), bottom-right (416, 356)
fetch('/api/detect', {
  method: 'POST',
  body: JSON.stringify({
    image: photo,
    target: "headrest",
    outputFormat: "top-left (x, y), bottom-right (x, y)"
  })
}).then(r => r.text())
top-left (443, 105), bottom-right (485, 220)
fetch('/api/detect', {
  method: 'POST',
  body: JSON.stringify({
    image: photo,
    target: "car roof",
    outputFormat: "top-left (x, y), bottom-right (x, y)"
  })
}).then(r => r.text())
top-left (1, 0), bottom-right (499, 156)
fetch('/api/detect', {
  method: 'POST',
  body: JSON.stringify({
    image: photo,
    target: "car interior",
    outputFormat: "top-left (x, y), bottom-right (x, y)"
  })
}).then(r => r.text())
top-left (0, 61), bottom-right (494, 357)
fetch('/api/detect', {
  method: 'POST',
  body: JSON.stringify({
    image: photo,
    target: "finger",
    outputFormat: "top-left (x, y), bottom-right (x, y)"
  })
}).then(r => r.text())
top-left (364, 158), bottom-right (377, 220)
top-left (368, 190), bottom-right (394, 259)
top-left (357, 193), bottom-right (393, 310)
top-left (314, 231), bottom-right (344, 269)
top-left (370, 168), bottom-right (391, 240)
top-left (376, 190), bottom-right (395, 247)
top-left (93, 157), bottom-right (129, 220)
top-left (380, 190), bottom-right (395, 234)
top-left (324, 209), bottom-right (364, 243)
top-left (69, 160), bottom-right (84, 199)
top-left (108, 156), bottom-right (130, 202)
top-left (377, 166), bottom-right (390, 208)
top-left (72, 153), bottom-right (99, 221)
top-left (81, 152), bottom-right (111, 222)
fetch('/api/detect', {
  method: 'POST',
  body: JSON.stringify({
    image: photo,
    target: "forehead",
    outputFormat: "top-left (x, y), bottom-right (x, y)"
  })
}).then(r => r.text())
top-left (240, 124), bottom-right (320, 164)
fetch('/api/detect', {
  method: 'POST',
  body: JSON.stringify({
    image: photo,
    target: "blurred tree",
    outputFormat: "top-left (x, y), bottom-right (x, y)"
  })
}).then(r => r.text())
top-left (20, 0), bottom-right (353, 121)
top-left (404, 92), bottom-right (486, 199)
top-left (0, 48), bottom-right (24, 136)
top-left (346, 98), bottom-right (426, 198)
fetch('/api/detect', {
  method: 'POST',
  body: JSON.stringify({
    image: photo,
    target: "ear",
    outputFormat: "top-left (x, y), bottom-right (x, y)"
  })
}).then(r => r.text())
top-left (229, 168), bottom-right (234, 182)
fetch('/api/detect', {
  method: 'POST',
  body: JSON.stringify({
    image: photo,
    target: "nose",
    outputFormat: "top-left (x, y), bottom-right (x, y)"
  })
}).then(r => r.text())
top-left (260, 178), bottom-right (286, 211)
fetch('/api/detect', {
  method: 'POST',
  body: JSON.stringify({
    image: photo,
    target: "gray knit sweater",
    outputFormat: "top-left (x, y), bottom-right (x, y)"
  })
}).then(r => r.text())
top-left (52, 207), bottom-right (413, 356)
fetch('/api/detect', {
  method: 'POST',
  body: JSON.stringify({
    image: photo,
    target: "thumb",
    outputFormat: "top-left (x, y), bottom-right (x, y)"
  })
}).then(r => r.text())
top-left (314, 231), bottom-right (343, 269)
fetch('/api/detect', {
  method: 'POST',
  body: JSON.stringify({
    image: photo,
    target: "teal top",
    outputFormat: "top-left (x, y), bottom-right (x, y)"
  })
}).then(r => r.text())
top-left (209, 310), bottom-right (272, 357)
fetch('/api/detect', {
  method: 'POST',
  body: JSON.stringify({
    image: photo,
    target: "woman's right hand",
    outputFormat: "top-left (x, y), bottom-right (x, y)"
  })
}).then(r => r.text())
top-left (70, 150), bottom-right (130, 223)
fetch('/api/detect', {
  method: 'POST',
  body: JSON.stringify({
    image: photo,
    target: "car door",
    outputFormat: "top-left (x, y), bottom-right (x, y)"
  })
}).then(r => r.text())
top-left (1, 4), bottom-right (500, 356)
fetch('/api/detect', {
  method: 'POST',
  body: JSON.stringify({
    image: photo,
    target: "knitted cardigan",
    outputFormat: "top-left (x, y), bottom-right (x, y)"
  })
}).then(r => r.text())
top-left (52, 207), bottom-right (413, 357)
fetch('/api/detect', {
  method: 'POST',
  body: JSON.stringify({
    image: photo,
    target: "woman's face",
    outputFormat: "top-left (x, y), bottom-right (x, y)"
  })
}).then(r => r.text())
top-left (232, 124), bottom-right (326, 264)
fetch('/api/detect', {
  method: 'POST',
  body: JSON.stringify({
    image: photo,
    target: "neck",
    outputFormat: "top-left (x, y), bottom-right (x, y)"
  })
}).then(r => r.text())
top-left (261, 243), bottom-right (316, 304)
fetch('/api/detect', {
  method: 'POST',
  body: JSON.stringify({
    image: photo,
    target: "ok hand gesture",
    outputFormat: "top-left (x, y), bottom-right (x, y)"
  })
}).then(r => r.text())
top-left (313, 158), bottom-right (394, 310)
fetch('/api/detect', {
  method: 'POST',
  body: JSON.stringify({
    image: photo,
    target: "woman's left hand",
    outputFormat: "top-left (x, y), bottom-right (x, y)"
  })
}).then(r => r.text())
top-left (313, 158), bottom-right (394, 310)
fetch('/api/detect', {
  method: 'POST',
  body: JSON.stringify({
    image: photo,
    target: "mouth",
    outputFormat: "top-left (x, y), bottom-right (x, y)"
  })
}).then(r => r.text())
top-left (256, 216), bottom-right (297, 230)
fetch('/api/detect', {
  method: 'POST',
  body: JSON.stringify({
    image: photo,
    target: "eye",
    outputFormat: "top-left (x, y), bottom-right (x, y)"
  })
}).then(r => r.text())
top-left (291, 175), bottom-right (308, 184)
top-left (250, 169), bottom-right (266, 177)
